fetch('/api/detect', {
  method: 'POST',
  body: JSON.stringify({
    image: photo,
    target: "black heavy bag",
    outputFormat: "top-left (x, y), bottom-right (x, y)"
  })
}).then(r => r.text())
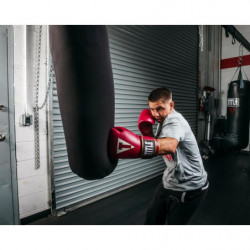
top-left (49, 26), bottom-right (118, 180)
top-left (226, 68), bottom-right (250, 150)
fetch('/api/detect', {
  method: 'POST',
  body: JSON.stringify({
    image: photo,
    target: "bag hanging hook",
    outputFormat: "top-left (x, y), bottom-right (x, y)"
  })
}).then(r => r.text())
top-left (238, 44), bottom-right (244, 66)
top-left (232, 27), bottom-right (236, 44)
top-left (232, 36), bottom-right (236, 44)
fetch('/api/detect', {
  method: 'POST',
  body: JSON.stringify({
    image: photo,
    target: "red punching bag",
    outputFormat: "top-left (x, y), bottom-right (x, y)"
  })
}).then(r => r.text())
top-left (49, 26), bottom-right (118, 180)
top-left (226, 67), bottom-right (250, 150)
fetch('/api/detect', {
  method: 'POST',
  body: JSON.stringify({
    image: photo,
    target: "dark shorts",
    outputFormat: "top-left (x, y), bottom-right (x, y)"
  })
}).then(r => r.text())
top-left (145, 180), bottom-right (209, 225)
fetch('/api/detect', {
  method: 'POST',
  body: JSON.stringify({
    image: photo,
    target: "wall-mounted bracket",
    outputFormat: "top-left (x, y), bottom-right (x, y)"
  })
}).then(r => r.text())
top-left (222, 25), bottom-right (250, 52)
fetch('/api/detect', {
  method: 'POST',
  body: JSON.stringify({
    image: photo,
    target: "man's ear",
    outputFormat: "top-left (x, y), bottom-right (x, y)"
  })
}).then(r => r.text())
top-left (170, 101), bottom-right (175, 110)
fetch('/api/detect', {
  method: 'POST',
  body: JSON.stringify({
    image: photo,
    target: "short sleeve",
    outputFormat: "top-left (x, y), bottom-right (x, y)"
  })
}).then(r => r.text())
top-left (159, 118), bottom-right (185, 142)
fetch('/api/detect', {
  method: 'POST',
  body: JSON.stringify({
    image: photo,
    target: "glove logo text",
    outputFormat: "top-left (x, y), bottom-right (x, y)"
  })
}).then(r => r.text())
top-left (117, 138), bottom-right (135, 154)
top-left (228, 98), bottom-right (239, 107)
top-left (144, 140), bottom-right (154, 156)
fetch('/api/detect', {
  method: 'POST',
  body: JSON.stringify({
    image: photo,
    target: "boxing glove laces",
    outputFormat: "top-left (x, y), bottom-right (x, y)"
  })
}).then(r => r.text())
top-left (108, 127), bottom-right (159, 159)
top-left (138, 109), bottom-right (155, 137)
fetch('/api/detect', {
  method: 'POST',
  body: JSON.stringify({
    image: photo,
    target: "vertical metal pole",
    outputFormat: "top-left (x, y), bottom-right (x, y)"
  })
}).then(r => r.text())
top-left (206, 114), bottom-right (211, 141)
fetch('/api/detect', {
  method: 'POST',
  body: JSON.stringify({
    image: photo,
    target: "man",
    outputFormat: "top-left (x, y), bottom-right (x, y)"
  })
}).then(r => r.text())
top-left (108, 87), bottom-right (208, 225)
top-left (144, 87), bottom-right (208, 225)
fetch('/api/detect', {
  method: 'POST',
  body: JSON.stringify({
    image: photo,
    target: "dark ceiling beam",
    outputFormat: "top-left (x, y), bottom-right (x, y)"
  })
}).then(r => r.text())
top-left (222, 25), bottom-right (250, 52)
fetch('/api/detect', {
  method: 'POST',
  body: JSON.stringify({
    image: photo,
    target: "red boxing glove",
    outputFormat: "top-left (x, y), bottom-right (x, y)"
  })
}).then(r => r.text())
top-left (138, 109), bottom-right (155, 137)
top-left (108, 127), bottom-right (159, 159)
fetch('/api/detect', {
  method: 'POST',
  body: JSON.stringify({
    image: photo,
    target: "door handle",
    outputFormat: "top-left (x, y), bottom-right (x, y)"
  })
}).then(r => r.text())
top-left (0, 134), bottom-right (6, 141)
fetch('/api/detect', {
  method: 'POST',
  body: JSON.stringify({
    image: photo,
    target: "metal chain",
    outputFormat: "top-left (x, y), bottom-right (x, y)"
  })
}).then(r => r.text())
top-left (238, 44), bottom-right (243, 66)
top-left (33, 25), bottom-right (42, 169)
top-left (33, 25), bottom-right (53, 169)
top-left (38, 63), bottom-right (54, 110)
top-left (199, 25), bottom-right (204, 52)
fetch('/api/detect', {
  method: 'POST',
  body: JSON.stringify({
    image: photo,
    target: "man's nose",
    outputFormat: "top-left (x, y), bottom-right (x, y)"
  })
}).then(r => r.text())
top-left (152, 110), bottom-right (159, 117)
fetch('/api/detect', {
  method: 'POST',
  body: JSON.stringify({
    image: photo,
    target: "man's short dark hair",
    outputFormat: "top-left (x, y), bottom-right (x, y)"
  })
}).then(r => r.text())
top-left (148, 87), bottom-right (172, 102)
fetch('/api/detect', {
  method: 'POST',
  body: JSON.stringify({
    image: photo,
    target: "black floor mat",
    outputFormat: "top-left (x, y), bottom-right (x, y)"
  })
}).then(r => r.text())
top-left (27, 152), bottom-right (250, 225)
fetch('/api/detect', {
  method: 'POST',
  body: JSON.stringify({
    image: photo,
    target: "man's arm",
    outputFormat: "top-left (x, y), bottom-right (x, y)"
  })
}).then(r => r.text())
top-left (157, 137), bottom-right (178, 155)
top-left (108, 128), bottom-right (178, 159)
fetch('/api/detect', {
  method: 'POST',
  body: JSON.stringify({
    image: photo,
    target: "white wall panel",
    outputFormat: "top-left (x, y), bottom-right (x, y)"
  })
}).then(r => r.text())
top-left (14, 25), bottom-right (51, 218)
top-left (16, 140), bottom-right (47, 162)
top-left (18, 174), bottom-right (49, 197)
top-left (19, 191), bottom-right (49, 219)
top-left (17, 157), bottom-right (47, 180)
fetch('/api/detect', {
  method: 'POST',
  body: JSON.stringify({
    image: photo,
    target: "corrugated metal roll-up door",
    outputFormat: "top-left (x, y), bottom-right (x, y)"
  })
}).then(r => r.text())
top-left (51, 25), bottom-right (199, 212)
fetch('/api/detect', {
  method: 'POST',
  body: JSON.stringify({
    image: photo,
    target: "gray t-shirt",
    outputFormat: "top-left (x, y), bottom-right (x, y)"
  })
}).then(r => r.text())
top-left (156, 109), bottom-right (207, 191)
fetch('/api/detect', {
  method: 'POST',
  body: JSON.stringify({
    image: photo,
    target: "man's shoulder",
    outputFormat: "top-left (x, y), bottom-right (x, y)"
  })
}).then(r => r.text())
top-left (164, 110), bottom-right (184, 125)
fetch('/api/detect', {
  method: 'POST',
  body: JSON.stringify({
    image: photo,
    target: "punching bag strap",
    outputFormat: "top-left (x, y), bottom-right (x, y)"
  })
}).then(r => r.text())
top-left (240, 66), bottom-right (250, 83)
top-left (230, 65), bottom-right (249, 89)
top-left (238, 67), bottom-right (244, 89)
top-left (238, 66), bottom-right (249, 89)
top-left (230, 65), bottom-right (240, 83)
top-left (237, 44), bottom-right (249, 87)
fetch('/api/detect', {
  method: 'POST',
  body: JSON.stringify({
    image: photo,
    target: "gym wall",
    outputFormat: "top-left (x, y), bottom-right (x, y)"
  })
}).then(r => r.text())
top-left (13, 26), bottom-right (51, 219)
top-left (12, 25), bottom-right (199, 219)
top-left (12, 25), bottom-right (249, 221)
top-left (50, 25), bottom-right (199, 213)
top-left (220, 25), bottom-right (250, 151)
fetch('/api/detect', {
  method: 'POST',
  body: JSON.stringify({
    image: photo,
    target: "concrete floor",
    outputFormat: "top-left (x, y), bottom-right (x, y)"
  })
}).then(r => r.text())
top-left (27, 152), bottom-right (250, 225)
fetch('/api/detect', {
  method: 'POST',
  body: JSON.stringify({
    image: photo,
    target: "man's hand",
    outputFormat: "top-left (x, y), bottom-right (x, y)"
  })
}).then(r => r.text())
top-left (138, 109), bottom-right (155, 137)
top-left (108, 127), bottom-right (159, 159)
